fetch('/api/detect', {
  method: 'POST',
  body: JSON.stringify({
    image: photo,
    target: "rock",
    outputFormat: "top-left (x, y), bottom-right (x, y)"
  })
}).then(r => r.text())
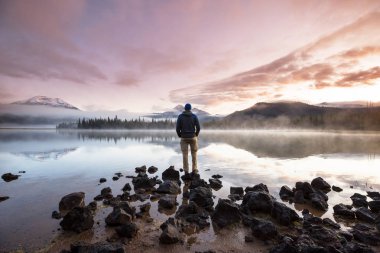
top-left (0, 196), bottom-right (9, 202)
top-left (87, 201), bottom-right (97, 212)
top-left (352, 229), bottom-right (380, 246)
top-left (245, 235), bottom-right (254, 243)
top-left (94, 195), bottom-right (103, 201)
top-left (310, 192), bottom-right (328, 211)
top-left (136, 171), bottom-right (146, 178)
top-left (189, 187), bottom-right (214, 210)
top-left (303, 213), bottom-right (322, 227)
top-left (132, 176), bottom-right (156, 190)
top-left (112, 176), bottom-right (119, 181)
top-left (211, 199), bottom-right (241, 228)
top-left (311, 177), bottom-right (331, 192)
top-left (159, 218), bottom-right (182, 244)
top-left (148, 166), bottom-right (158, 174)
top-left (269, 242), bottom-right (297, 253)
top-left (99, 178), bottom-right (107, 183)
top-left (353, 223), bottom-right (374, 231)
top-left (323, 218), bottom-right (340, 229)
top-left (228, 194), bottom-right (242, 202)
top-left (70, 241), bottom-right (125, 253)
top-left (105, 207), bottom-right (132, 226)
top-left (368, 200), bottom-right (380, 213)
top-left (208, 178), bottom-right (222, 189)
top-left (293, 190), bottom-right (306, 204)
top-left (230, 187), bottom-right (244, 196)
top-left (343, 242), bottom-right (375, 253)
top-left (251, 219), bottom-right (278, 240)
top-left (1, 173), bottom-right (20, 182)
top-left (295, 182), bottom-right (314, 199)
top-left (158, 194), bottom-right (177, 209)
top-left (18, 170), bottom-right (26, 173)
top-left (181, 171), bottom-right (199, 181)
top-left (279, 185), bottom-right (294, 199)
top-left (351, 193), bottom-right (368, 208)
top-left (162, 166), bottom-right (180, 183)
top-left (271, 201), bottom-right (300, 226)
top-left (60, 207), bottom-right (94, 232)
top-left (119, 201), bottom-right (136, 217)
top-left (135, 165), bottom-right (147, 173)
top-left (59, 192), bottom-right (85, 213)
top-left (139, 202), bottom-right (151, 213)
top-left (175, 201), bottom-right (210, 229)
top-left (338, 231), bottom-right (353, 241)
top-left (156, 180), bottom-right (181, 194)
top-left (115, 222), bottom-right (138, 238)
top-left (245, 183), bottom-right (269, 193)
top-left (242, 191), bottom-right (275, 213)
top-left (52, 210), bottom-right (61, 219)
top-left (101, 187), bottom-right (112, 196)
top-left (367, 191), bottom-right (380, 200)
top-left (355, 207), bottom-right (376, 223)
top-left (333, 204), bottom-right (355, 219)
top-left (332, 185), bottom-right (343, 192)
top-left (309, 225), bottom-right (338, 243)
top-left (122, 183), bottom-right (131, 192)
top-left (212, 174), bottom-right (223, 179)
top-left (189, 178), bottom-right (209, 189)
top-left (114, 172), bottom-right (123, 177)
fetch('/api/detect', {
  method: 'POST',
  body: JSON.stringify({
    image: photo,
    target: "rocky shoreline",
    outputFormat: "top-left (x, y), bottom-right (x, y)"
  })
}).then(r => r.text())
top-left (10, 165), bottom-right (380, 253)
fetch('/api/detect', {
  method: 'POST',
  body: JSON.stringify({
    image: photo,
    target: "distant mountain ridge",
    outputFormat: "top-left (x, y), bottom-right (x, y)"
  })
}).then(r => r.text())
top-left (12, 96), bottom-right (79, 110)
top-left (149, 104), bottom-right (211, 119)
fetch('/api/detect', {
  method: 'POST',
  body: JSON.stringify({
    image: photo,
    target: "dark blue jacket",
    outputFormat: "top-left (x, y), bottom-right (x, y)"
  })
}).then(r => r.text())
top-left (176, 111), bottom-right (200, 138)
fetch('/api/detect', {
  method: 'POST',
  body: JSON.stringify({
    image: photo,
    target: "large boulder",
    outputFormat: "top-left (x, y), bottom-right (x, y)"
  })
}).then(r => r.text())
top-left (351, 193), bottom-right (368, 208)
top-left (293, 190), bottom-right (306, 204)
top-left (175, 201), bottom-right (210, 229)
top-left (115, 222), bottom-right (138, 238)
top-left (158, 194), bottom-right (177, 209)
top-left (209, 178), bottom-right (222, 189)
top-left (368, 200), bottom-right (380, 213)
top-left (311, 177), bottom-right (331, 192)
top-left (59, 192), bottom-right (85, 213)
top-left (230, 187), bottom-right (244, 195)
top-left (279, 185), bottom-right (294, 200)
top-left (162, 166), bottom-right (180, 183)
top-left (159, 218), bottom-right (182, 244)
top-left (310, 192), bottom-right (328, 211)
top-left (251, 219), bottom-right (278, 240)
top-left (242, 191), bottom-right (275, 213)
top-left (367, 191), bottom-right (380, 201)
top-left (352, 229), bottom-right (380, 246)
top-left (105, 207), bottom-right (132, 226)
top-left (189, 186), bottom-right (214, 210)
top-left (60, 207), bottom-right (94, 232)
top-left (245, 183), bottom-right (269, 193)
top-left (333, 204), bottom-right (355, 219)
top-left (295, 182), bottom-right (314, 199)
top-left (271, 201), bottom-right (300, 226)
top-left (1, 173), bottom-right (20, 182)
top-left (355, 207), bottom-right (376, 223)
top-left (69, 241), bottom-right (125, 253)
top-left (156, 180), bottom-right (181, 194)
top-left (211, 199), bottom-right (241, 228)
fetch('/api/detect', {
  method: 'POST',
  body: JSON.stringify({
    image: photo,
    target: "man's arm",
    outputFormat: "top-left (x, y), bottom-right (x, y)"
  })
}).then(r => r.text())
top-left (194, 115), bottom-right (200, 136)
top-left (176, 115), bottom-right (182, 137)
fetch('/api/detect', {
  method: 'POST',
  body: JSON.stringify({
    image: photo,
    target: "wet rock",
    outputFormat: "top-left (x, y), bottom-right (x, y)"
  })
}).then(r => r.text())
top-left (148, 166), bottom-right (158, 174)
top-left (60, 207), bottom-right (94, 232)
top-left (332, 185), bottom-right (343, 192)
top-left (162, 166), bottom-right (180, 183)
top-left (139, 202), bottom-right (151, 213)
top-left (338, 230), bottom-right (353, 241)
top-left (132, 176), bottom-right (156, 190)
top-left (355, 207), bottom-right (376, 223)
top-left (295, 182), bottom-right (314, 199)
top-left (242, 190), bottom-right (275, 213)
top-left (101, 187), bottom-right (112, 196)
top-left (211, 199), bottom-right (241, 228)
top-left (119, 201), bottom-right (136, 217)
top-left (333, 204), bottom-right (355, 219)
top-left (52, 210), bottom-right (61, 219)
top-left (94, 195), bottom-right (103, 201)
top-left (212, 174), bottom-right (223, 179)
top-left (368, 200), bottom-right (380, 213)
top-left (156, 178), bottom-right (163, 185)
top-left (271, 201), bottom-right (300, 226)
top-left (343, 242), bottom-right (375, 253)
top-left (269, 242), bottom-right (297, 253)
top-left (245, 183), bottom-right (269, 193)
top-left (158, 194), bottom-right (177, 209)
top-left (279, 185), bottom-right (293, 199)
top-left (99, 178), bottom-right (107, 183)
top-left (181, 171), bottom-right (199, 181)
top-left (245, 235), bottom-right (254, 243)
top-left (230, 187), bottom-right (244, 196)
top-left (112, 176), bottom-right (119, 181)
top-left (70, 241), bottom-right (125, 253)
top-left (322, 218), bottom-right (341, 229)
top-left (293, 190), bottom-right (306, 204)
top-left (311, 177), bottom-right (331, 192)
top-left (176, 201), bottom-right (210, 229)
top-left (353, 223), bottom-right (374, 231)
top-left (351, 193), bottom-right (368, 208)
top-left (1, 173), bottom-right (20, 182)
top-left (121, 183), bottom-right (131, 192)
top-left (0, 196), bottom-right (9, 202)
top-left (105, 207), bottom-right (132, 226)
top-left (159, 218), bottom-right (182, 244)
top-left (208, 178), bottom-right (222, 189)
top-left (189, 187), bottom-right (214, 210)
top-left (115, 222), bottom-right (138, 238)
top-left (189, 178), bottom-right (209, 189)
top-left (367, 191), bottom-right (380, 200)
top-left (59, 192), bottom-right (85, 213)
top-left (18, 170), bottom-right (26, 173)
top-left (156, 180), bottom-right (181, 194)
top-left (308, 225), bottom-right (338, 243)
top-left (303, 213), bottom-right (322, 227)
top-left (114, 172), bottom-right (123, 177)
top-left (150, 193), bottom-right (161, 201)
top-left (310, 192), bottom-right (328, 211)
top-left (251, 219), bottom-right (278, 240)
top-left (135, 165), bottom-right (147, 173)
top-left (136, 171), bottom-right (146, 178)
top-left (87, 201), bottom-right (97, 212)
top-left (352, 229), bottom-right (380, 246)
top-left (228, 194), bottom-right (242, 202)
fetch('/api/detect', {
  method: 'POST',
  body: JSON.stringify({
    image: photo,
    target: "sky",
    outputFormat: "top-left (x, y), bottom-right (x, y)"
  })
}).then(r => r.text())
top-left (0, 0), bottom-right (379, 114)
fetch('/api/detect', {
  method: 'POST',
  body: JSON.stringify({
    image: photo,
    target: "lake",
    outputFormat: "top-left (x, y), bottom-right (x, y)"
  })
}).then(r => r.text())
top-left (1, 129), bottom-right (380, 252)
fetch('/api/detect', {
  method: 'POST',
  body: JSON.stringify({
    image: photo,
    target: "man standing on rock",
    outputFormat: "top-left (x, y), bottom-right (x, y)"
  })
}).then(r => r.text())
top-left (176, 103), bottom-right (200, 174)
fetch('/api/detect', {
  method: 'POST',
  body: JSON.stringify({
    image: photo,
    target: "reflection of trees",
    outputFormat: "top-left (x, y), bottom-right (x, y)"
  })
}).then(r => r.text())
top-left (14, 148), bottom-right (77, 161)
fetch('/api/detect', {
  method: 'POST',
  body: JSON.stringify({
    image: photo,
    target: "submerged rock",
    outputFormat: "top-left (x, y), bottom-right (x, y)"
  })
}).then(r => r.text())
top-left (212, 174), bottom-right (223, 179)
top-left (69, 241), bottom-right (125, 253)
top-left (156, 180), bottom-right (181, 194)
top-left (59, 192), bottom-right (85, 213)
top-left (1, 173), bottom-right (20, 182)
top-left (60, 207), bottom-right (94, 232)
top-left (175, 201), bottom-right (210, 229)
top-left (99, 178), bottom-right (107, 183)
top-left (0, 196), bottom-right (10, 202)
top-left (158, 194), bottom-right (177, 209)
top-left (211, 199), bottom-right (241, 228)
top-left (189, 187), bottom-right (214, 210)
top-left (148, 166), bottom-right (158, 174)
top-left (332, 185), bottom-right (343, 192)
top-left (208, 178), bottom-right (223, 189)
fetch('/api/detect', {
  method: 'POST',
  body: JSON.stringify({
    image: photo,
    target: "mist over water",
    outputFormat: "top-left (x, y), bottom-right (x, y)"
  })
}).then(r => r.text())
top-left (1, 129), bottom-right (380, 251)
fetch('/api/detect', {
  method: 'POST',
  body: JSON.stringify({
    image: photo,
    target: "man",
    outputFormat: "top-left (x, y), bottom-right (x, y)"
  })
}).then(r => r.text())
top-left (176, 103), bottom-right (200, 174)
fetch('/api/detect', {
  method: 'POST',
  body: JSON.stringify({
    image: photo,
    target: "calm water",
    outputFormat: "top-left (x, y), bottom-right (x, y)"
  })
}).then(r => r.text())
top-left (1, 129), bottom-right (380, 252)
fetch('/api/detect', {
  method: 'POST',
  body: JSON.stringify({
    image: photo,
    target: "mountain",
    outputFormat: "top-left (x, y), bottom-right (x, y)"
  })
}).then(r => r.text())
top-left (204, 101), bottom-right (380, 130)
top-left (148, 105), bottom-right (211, 119)
top-left (12, 96), bottom-right (79, 110)
top-left (317, 101), bottom-right (380, 108)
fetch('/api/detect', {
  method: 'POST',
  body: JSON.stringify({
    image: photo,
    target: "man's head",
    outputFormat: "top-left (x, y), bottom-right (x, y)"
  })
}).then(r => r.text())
top-left (184, 103), bottom-right (192, 111)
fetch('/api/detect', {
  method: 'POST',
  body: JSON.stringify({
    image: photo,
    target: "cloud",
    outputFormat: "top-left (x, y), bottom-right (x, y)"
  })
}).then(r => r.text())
top-left (338, 46), bottom-right (380, 59)
top-left (337, 66), bottom-right (380, 87)
top-left (115, 72), bottom-right (139, 87)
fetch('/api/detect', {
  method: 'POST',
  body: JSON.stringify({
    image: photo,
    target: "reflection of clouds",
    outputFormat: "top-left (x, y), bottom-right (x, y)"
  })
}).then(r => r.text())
top-left (14, 148), bottom-right (77, 161)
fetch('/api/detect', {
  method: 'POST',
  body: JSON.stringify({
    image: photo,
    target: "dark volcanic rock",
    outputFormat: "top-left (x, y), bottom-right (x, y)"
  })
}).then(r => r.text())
top-left (70, 241), bottom-right (125, 253)
top-left (295, 182), bottom-right (314, 199)
top-left (293, 190), bottom-right (306, 204)
top-left (158, 194), bottom-right (177, 209)
top-left (132, 176), bottom-right (156, 190)
top-left (181, 171), bottom-right (199, 181)
top-left (105, 207), bottom-right (132, 226)
top-left (135, 165), bottom-right (147, 173)
top-left (52, 210), bottom-right (61, 219)
top-left (162, 166), bottom-right (180, 183)
top-left (333, 204), bottom-right (355, 219)
top-left (352, 229), bottom-right (380, 246)
top-left (176, 201), bottom-right (210, 229)
top-left (99, 178), bottom-right (107, 183)
top-left (308, 225), bottom-right (338, 243)
top-left (148, 166), bottom-right (158, 174)
top-left (156, 180), bottom-right (181, 194)
top-left (323, 218), bottom-right (341, 229)
top-left (332, 185), bottom-right (343, 192)
top-left (87, 201), bottom-right (97, 212)
top-left (208, 178), bottom-right (222, 189)
top-left (230, 187), bottom-right (244, 196)
top-left (311, 177), bottom-right (331, 192)
top-left (368, 200), bottom-right (380, 213)
top-left (271, 201), bottom-right (300, 226)
top-left (251, 219), bottom-right (278, 240)
top-left (279, 185), bottom-right (293, 199)
top-left (101, 187), bottom-right (112, 196)
top-left (339, 230), bottom-right (353, 241)
top-left (0, 196), bottom-right (10, 202)
top-left (355, 207), bottom-right (376, 223)
top-left (60, 207), bottom-right (94, 232)
top-left (211, 199), bottom-right (241, 228)
top-left (343, 242), bottom-right (375, 253)
top-left (115, 222), bottom-right (138, 238)
top-left (367, 191), bottom-right (380, 200)
top-left (189, 186), bottom-right (214, 210)
top-left (310, 192), bottom-right (328, 211)
top-left (139, 202), bottom-right (151, 213)
top-left (189, 178), bottom-right (209, 189)
top-left (112, 176), bottom-right (119, 181)
top-left (159, 218), bottom-right (182, 244)
top-left (1, 173), bottom-right (20, 182)
top-left (212, 174), bottom-right (223, 179)
top-left (119, 202), bottom-right (136, 217)
top-left (245, 183), bottom-right (269, 193)
top-left (122, 183), bottom-right (132, 192)
top-left (59, 192), bottom-right (85, 213)
top-left (269, 242), bottom-right (297, 253)
top-left (242, 190), bottom-right (275, 213)
top-left (351, 193), bottom-right (368, 208)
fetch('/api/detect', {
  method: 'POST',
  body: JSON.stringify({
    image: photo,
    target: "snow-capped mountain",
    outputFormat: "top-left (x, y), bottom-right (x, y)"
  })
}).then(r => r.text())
top-left (12, 96), bottom-right (79, 110)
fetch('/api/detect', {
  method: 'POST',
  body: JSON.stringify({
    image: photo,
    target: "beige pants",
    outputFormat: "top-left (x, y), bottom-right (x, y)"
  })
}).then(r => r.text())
top-left (180, 137), bottom-right (198, 173)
